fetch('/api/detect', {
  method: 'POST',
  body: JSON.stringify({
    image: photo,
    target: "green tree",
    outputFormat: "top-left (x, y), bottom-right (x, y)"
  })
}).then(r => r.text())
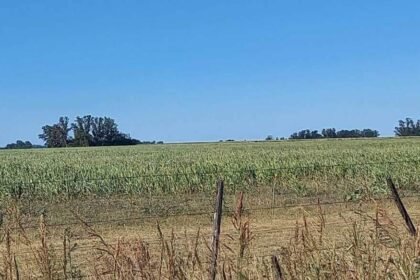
top-left (321, 128), bottom-right (336, 138)
top-left (265, 135), bottom-right (274, 141)
top-left (39, 117), bottom-right (71, 147)
top-left (91, 117), bottom-right (120, 145)
top-left (40, 115), bottom-right (141, 148)
top-left (72, 115), bottom-right (94, 147)
top-left (361, 129), bottom-right (380, 138)
top-left (290, 129), bottom-right (322, 139)
top-left (395, 118), bottom-right (420, 136)
top-left (5, 140), bottom-right (33, 149)
top-left (291, 128), bottom-right (379, 139)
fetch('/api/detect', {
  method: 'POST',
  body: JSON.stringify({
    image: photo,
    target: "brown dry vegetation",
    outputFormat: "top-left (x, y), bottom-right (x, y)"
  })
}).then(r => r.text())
top-left (1, 190), bottom-right (420, 279)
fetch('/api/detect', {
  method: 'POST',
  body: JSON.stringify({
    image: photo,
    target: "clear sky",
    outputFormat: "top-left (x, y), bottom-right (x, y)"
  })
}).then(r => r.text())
top-left (1, 1), bottom-right (419, 145)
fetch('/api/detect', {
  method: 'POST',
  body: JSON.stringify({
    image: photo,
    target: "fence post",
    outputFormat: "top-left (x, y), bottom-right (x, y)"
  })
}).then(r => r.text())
top-left (210, 180), bottom-right (224, 280)
top-left (387, 177), bottom-right (417, 236)
top-left (63, 230), bottom-right (68, 280)
top-left (14, 256), bottom-right (20, 280)
top-left (271, 255), bottom-right (284, 280)
top-left (271, 183), bottom-right (276, 216)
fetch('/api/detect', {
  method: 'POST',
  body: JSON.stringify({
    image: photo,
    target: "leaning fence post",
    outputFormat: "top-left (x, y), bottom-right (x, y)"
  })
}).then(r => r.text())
top-left (387, 177), bottom-right (417, 236)
top-left (271, 255), bottom-right (284, 280)
top-left (210, 180), bottom-right (224, 280)
top-left (14, 256), bottom-right (20, 280)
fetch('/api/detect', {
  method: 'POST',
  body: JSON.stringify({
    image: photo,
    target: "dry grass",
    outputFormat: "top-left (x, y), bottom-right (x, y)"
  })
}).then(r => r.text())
top-left (1, 193), bottom-right (420, 279)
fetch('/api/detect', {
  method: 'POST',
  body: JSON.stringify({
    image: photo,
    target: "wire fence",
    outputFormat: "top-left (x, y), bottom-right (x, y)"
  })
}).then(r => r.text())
top-left (5, 189), bottom-right (420, 254)
top-left (10, 206), bottom-right (420, 257)
top-left (5, 191), bottom-right (420, 232)
top-left (1, 159), bottom-right (420, 279)
top-left (2, 175), bottom-right (420, 236)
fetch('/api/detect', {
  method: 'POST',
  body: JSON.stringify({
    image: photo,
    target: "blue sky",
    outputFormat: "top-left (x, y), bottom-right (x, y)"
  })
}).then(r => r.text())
top-left (1, 1), bottom-right (419, 145)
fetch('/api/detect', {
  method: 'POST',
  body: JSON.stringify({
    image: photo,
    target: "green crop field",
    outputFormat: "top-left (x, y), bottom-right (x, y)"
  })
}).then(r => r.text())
top-left (0, 137), bottom-right (420, 199)
top-left (1, 138), bottom-right (420, 279)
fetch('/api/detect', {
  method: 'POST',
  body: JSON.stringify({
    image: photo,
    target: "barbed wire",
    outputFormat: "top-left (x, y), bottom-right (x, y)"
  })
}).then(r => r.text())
top-left (7, 188), bottom-right (420, 225)
top-left (5, 192), bottom-right (420, 231)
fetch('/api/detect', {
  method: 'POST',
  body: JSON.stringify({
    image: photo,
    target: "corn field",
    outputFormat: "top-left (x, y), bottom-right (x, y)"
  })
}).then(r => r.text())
top-left (0, 138), bottom-right (419, 199)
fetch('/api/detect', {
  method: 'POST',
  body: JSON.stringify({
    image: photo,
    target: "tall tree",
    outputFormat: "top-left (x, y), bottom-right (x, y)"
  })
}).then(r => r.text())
top-left (395, 118), bottom-right (420, 136)
top-left (39, 117), bottom-right (71, 147)
top-left (91, 117), bottom-right (120, 145)
top-left (58, 116), bottom-right (72, 141)
top-left (72, 115), bottom-right (94, 147)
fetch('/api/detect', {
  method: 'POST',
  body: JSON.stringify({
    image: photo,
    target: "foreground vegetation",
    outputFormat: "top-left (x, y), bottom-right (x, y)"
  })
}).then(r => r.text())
top-left (0, 138), bottom-right (419, 199)
top-left (1, 193), bottom-right (419, 279)
top-left (1, 138), bottom-right (420, 279)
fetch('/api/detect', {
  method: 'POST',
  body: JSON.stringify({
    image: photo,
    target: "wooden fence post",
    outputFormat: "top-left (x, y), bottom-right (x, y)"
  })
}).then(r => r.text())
top-left (387, 177), bottom-right (417, 236)
top-left (210, 180), bottom-right (224, 280)
top-left (14, 256), bottom-right (20, 280)
top-left (271, 255), bottom-right (284, 280)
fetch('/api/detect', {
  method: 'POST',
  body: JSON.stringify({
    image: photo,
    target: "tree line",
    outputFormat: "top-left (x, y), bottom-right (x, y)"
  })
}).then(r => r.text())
top-left (267, 117), bottom-right (420, 140)
top-left (3, 140), bottom-right (44, 149)
top-left (2, 117), bottom-right (419, 149)
top-left (288, 128), bottom-right (380, 140)
top-left (38, 115), bottom-right (162, 148)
